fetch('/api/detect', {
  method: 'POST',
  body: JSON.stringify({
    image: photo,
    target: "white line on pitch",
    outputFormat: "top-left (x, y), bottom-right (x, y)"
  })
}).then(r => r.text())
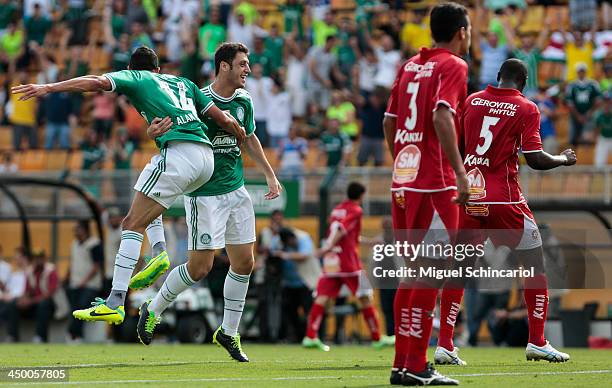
top-left (0, 370), bottom-right (611, 386)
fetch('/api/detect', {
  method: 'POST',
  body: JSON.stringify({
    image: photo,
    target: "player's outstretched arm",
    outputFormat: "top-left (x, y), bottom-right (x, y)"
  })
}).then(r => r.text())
top-left (11, 75), bottom-right (112, 100)
top-left (524, 149), bottom-right (577, 170)
top-left (433, 106), bottom-right (469, 204)
top-left (244, 134), bottom-right (282, 200)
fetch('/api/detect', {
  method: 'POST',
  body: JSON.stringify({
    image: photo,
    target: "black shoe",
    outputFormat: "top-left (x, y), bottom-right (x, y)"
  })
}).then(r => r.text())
top-left (213, 326), bottom-right (249, 362)
top-left (137, 301), bottom-right (160, 346)
top-left (402, 363), bottom-right (459, 386)
top-left (390, 368), bottom-right (404, 385)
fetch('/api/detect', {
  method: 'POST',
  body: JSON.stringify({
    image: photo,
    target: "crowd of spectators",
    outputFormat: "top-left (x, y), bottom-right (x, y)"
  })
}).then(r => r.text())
top-left (0, 0), bottom-right (608, 181)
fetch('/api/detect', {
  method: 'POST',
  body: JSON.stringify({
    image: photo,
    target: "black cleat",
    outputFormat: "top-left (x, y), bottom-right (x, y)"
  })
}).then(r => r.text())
top-left (402, 363), bottom-right (459, 386)
top-left (137, 301), bottom-right (160, 346)
top-left (213, 326), bottom-right (249, 362)
top-left (390, 368), bottom-right (404, 385)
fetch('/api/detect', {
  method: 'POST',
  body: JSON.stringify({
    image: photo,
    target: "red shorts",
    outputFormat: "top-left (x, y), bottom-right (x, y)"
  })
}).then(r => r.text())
top-left (392, 189), bottom-right (459, 245)
top-left (315, 275), bottom-right (359, 298)
top-left (458, 202), bottom-right (542, 250)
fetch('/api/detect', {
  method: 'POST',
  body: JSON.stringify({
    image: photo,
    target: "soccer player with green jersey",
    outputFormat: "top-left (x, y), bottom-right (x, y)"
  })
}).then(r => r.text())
top-left (12, 46), bottom-right (246, 324)
top-left (135, 43), bottom-right (281, 362)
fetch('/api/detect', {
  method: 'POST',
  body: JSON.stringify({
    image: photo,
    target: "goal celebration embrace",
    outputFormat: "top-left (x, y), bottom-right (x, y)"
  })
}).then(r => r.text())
top-left (2, 0), bottom-right (611, 387)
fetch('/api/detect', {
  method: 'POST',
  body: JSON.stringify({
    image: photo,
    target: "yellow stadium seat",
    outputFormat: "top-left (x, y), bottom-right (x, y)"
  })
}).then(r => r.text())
top-left (45, 150), bottom-right (70, 170)
top-left (19, 150), bottom-right (46, 170)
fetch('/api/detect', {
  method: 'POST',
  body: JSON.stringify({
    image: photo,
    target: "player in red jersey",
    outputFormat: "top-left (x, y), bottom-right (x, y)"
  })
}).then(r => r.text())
top-left (302, 182), bottom-right (382, 351)
top-left (383, 3), bottom-right (471, 385)
top-left (455, 58), bottom-right (575, 363)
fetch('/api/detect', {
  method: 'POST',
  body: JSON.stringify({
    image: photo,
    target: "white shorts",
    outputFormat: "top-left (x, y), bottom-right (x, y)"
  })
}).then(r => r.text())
top-left (184, 186), bottom-right (256, 250)
top-left (134, 142), bottom-right (214, 209)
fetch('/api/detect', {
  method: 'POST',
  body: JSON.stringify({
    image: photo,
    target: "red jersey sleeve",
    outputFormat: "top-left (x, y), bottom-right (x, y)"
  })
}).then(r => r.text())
top-left (521, 105), bottom-right (543, 153)
top-left (385, 63), bottom-right (405, 118)
top-left (339, 208), bottom-right (362, 234)
top-left (434, 58), bottom-right (468, 115)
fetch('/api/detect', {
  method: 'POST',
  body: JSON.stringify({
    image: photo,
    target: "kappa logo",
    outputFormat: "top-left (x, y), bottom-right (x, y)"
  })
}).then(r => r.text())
top-left (200, 233), bottom-right (212, 245)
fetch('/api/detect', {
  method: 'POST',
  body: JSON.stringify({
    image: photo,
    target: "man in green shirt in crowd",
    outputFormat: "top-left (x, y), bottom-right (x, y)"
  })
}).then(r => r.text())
top-left (12, 46), bottom-right (245, 325)
top-left (198, 7), bottom-right (226, 74)
top-left (565, 62), bottom-right (601, 146)
top-left (320, 118), bottom-right (352, 168)
top-left (135, 43), bottom-right (281, 363)
top-left (594, 93), bottom-right (612, 166)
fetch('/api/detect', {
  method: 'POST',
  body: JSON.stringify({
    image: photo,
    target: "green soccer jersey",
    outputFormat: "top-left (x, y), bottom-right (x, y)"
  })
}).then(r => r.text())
top-left (187, 85), bottom-right (256, 197)
top-left (104, 70), bottom-right (214, 149)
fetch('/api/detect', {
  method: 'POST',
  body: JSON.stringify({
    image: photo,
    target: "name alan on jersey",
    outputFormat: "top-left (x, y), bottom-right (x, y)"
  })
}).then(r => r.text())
top-left (175, 112), bottom-right (198, 125)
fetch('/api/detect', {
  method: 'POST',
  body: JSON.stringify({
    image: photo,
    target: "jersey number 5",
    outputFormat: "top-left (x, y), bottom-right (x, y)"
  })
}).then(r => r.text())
top-left (404, 82), bottom-right (419, 130)
top-left (476, 116), bottom-right (500, 155)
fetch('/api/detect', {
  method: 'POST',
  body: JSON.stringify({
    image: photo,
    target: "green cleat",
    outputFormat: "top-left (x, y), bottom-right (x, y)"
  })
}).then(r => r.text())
top-left (129, 251), bottom-right (170, 290)
top-left (213, 327), bottom-right (249, 362)
top-left (137, 301), bottom-right (161, 346)
top-left (301, 336), bottom-right (330, 351)
top-left (72, 297), bottom-right (125, 325)
top-left (372, 339), bottom-right (386, 350)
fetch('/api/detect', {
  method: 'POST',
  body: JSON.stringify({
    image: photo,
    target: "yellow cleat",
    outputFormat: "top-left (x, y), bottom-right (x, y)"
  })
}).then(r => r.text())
top-left (72, 297), bottom-right (125, 325)
top-left (129, 251), bottom-right (170, 290)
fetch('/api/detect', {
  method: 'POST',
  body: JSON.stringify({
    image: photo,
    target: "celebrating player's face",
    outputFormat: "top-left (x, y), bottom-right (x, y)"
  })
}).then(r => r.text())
top-left (231, 52), bottom-right (251, 88)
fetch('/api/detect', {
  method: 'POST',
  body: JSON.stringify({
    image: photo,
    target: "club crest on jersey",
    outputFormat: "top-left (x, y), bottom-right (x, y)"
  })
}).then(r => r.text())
top-left (464, 153), bottom-right (490, 167)
top-left (236, 106), bottom-right (245, 122)
top-left (393, 145), bottom-right (421, 184)
top-left (467, 167), bottom-right (487, 200)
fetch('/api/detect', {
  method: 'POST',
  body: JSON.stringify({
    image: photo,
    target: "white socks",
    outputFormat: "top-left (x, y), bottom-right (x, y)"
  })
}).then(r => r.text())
top-left (221, 269), bottom-right (250, 336)
top-left (107, 230), bottom-right (143, 309)
top-left (149, 263), bottom-right (196, 315)
top-left (145, 215), bottom-right (166, 257)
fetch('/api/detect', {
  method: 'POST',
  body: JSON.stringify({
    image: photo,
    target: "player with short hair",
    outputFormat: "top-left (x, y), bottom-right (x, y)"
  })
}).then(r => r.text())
top-left (383, 2), bottom-right (472, 385)
top-left (302, 182), bottom-right (383, 351)
top-left (456, 58), bottom-right (575, 363)
top-left (12, 46), bottom-right (245, 324)
top-left (135, 42), bottom-right (281, 363)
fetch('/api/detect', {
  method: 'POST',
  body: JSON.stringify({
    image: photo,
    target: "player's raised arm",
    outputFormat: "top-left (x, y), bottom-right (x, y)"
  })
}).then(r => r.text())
top-left (204, 105), bottom-right (247, 144)
top-left (524, 149), bottom-right (577, 170)
top-left (11, 75), bottom-right (112, 100)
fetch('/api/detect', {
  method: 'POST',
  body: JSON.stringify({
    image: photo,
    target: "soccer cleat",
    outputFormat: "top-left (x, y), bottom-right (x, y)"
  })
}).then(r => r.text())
top-left (213, 327), bottom-right (249, 362)
top-left (372, 339), bottom-right (387, 350)
top-left (129, 251), bottom-right (170, 290)
top-left (72, 297), bottom-right (125, 325)
top-left (390, 368), bottom-right (404, 385)
top-left (401, 363), bottom-right (459, 386)
top-left (301, 336), bottom-right (330, 351)
top-left (434, 346), bottom-right (467, 366)
top-left (525, 341), bottom-right (570, 362)
top-left (137, 301), bottom-right (161, 346)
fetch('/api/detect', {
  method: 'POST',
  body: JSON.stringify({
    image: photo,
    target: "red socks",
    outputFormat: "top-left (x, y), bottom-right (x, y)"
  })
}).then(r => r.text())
top-left (393, 286), bottom-right (413, 368)
top-left (362, 305), bottom-right (381, 341)
top-left (524, 274), bottom-right (548, 347)
top-left (404, 287), bottom-right (438, 373)
top-left (438, 287), bottom-right (464, 351)
top-left (306, 303), bottom-right (325, 339)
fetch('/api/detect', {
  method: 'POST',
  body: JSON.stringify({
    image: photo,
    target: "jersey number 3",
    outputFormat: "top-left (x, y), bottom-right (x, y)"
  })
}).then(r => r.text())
top-left (476, 116), bottom-right (499, 155)
top-left (404, 82), bottom-right (419, 130)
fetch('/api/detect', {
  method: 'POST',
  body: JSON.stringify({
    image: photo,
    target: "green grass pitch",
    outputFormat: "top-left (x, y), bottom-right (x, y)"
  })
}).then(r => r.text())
top-left (0, 344), bottom-right (610, 387)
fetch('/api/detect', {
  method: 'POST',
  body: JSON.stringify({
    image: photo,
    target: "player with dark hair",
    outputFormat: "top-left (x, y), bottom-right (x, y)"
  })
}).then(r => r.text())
top-left (302, 182), bottom-right (383, 351)
top-left (455, 58), bottom-right (574, 363)
top-left (383, 2), bottom-right (471, 385)
top-left (12, 46), bottom-right (246, 324)
top-left (136, 42), bottom-right (281, 362)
